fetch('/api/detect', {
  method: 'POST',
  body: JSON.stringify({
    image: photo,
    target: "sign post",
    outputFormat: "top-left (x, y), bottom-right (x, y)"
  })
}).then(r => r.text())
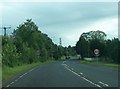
top-left (94, 49), bottom-right (99, 62)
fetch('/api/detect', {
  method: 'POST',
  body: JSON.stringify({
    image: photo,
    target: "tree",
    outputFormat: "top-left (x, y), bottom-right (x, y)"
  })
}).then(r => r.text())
top-left (67, 45), bottom-right (77, 56)
top-left (76, 36), bottom-right (89, 59)
top-left (89, 38), bottom-right (106, 57)
top-left (3, 19), bottom-right (68, 67)
top-left (81, 30), bottom-right (106, 41)
top-left (13, 19), bottom-right (39, 49)
top-left (2, 43), bottom-right (20, 67)
top-left (75, 30), bottom-right (106, 59)
top-left (105, 38), bottom-right (119, 63)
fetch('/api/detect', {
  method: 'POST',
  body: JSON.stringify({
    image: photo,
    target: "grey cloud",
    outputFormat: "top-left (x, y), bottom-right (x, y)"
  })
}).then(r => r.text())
top-left (2, 2), bottom-right (118, 46)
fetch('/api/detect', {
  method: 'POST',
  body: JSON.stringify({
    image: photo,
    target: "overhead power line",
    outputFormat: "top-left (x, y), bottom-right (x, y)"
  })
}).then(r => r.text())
top-left (0, 26), bottom-right (11, 36)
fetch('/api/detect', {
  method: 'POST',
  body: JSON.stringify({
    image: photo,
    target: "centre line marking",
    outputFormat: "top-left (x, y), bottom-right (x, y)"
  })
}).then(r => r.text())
top-left (99, 81), bottom-right (109, 87)
top-left (62, 64), bottom-right (102, 88)
top-left (80, 72), bottom-right (83, 75)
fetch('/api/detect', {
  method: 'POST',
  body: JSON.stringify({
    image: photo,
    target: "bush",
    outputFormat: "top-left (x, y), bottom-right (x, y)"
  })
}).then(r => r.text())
top-left (2, 43), bottom-right (20, 67)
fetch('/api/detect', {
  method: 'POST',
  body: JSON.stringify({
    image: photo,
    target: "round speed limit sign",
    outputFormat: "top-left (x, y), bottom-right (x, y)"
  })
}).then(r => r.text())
top-left (94, 49), bottom-right (99, 55)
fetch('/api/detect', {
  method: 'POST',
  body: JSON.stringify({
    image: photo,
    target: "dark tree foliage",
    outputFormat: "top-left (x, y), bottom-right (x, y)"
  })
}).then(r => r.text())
top-left (89, 39), bottom-right (106, 57)
top-left (75, 30), bottom-right (119, 63)
top-left (2, 19), bottom-right (77, 67)
top-left (2, 19), bottom-right (76, 67)
top-left (75, 37), bottom-right (89, 59)
top-left (105, 38), bottom-right (119, 63)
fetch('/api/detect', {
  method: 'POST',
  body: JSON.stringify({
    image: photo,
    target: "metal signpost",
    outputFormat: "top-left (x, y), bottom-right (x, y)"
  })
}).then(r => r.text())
top-left (94, 49), bottom-right (99, 62)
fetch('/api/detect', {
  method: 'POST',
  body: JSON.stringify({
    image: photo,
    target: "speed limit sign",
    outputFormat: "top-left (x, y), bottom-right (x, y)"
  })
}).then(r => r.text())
top-left (94, 49), bottom-right (99, 55)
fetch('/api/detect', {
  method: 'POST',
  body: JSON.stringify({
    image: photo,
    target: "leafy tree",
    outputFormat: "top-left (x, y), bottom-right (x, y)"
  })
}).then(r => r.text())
top-left (105, 38), bottom-right (119, 63)
top-left (75, 30), bottom-right (106, 59)
top-left (2, 43), bottom-right (20, 67)
top-left (89, 38), bottom-right (106, 57)
top-left (75, 36), bottom-right (89, 59)
top-left (2, 19), bottom-right (58, 67)
top-left (20, 43), bottom-right (37, 64)
top-left (67, 45), bottom-right (76, 56)
top-left (75, 30), bottom-right (119, 64)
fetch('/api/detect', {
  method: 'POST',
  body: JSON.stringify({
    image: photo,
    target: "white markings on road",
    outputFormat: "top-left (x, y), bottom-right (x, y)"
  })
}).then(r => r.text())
top-left (99, 81), bottom-right (109, 87)
top-left (6, 85), bottom-right (10, 87)
top-left (62, 63), bottom-right (102, 88)
top-left (63, 61), bottom-right (66, 64)
top-left (79, 72), bottom-right (83, 75)
top-left (61, 64), bottom-right (67, 66)
top-left (19, 75), bottom-right (23, 78)
top-left (15, 79), bottom-right (18, 82)
top-left (62, 61), bottom-right (69, 67)
top-left (10, 82), bottom-right (14, 85)
top-left (29, 69), bottom-right (34, 72)
top-left (6, 68), bottom-right (35, 87)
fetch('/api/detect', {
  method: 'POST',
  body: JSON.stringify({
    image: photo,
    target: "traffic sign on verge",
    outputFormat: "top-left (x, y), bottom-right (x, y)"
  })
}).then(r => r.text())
top-left (94, 49), bottom-right (99, 56)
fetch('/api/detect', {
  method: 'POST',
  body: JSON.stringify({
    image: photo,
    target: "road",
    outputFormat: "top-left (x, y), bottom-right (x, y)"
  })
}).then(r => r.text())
top-left (2, 59), bottom-right (119, 88)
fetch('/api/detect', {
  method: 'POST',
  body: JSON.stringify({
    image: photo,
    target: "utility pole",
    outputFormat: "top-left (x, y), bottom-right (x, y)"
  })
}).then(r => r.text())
top-left (0, 26), bottom-right (11, 36)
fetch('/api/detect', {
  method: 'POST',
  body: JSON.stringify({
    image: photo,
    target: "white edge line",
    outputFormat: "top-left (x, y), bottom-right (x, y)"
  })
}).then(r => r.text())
top-left (63, 65), bottom-right (102, 88)
top-left (15, 79), bottom-right (18, 82)
top-left (6, 85), bottom-right (10, 87)
top-left (10, 82), bottom-right (14, 85)
top-left (6, 68), bottom-right (35, 87)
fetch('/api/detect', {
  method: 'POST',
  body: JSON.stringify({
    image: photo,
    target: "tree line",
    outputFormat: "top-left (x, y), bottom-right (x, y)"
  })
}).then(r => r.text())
top-left (2, 19), bottom-right (76, 67)
top-left (2, 19), bottom-right (119, 67)
top-left (75, 30), bottom-right (119, 64)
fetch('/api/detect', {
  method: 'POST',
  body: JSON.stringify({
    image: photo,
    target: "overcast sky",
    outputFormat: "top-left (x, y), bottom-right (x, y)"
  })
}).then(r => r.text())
top-left (0, 1), bottom-right (118, 47)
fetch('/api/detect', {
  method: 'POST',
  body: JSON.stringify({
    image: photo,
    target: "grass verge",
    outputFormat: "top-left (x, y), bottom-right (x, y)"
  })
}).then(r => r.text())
top-left (2, 59), bottom-right (55, 81)
top-left (80, 60), bottom-right (120, 68)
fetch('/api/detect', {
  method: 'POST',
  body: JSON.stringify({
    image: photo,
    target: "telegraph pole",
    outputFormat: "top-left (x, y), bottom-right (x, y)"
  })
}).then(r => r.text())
top-left (0, 26), bottom-right (11, 36)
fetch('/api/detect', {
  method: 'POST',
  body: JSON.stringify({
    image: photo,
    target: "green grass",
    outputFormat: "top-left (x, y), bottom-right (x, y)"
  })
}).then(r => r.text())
top-left (2, 59), bottom-right (55, 81)
top-left (80, 60), bottom-right (120, 68)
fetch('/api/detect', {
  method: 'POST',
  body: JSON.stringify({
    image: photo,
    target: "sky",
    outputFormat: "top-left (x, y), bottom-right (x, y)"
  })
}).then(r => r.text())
top-left (0, 0), bottom-right (119, 47)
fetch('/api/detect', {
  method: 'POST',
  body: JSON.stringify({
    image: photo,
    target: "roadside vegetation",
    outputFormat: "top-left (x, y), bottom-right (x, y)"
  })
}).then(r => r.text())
top-left (2, 59), bottom-right (55, 81)
top-left (3, 62), bottom-right (41, 81)
top-left (80, 60), bottom-right (120, 68)
top-left (2, 19), bottom-right (119, 82)
top-left (75, 30), bottom-right (119, 64)
top-left (2, 19), bottom-right (76, 81)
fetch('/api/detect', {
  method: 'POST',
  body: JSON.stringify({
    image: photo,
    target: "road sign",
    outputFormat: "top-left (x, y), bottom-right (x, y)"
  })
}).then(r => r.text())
top-left (94, 49), bottom-right (99, 55)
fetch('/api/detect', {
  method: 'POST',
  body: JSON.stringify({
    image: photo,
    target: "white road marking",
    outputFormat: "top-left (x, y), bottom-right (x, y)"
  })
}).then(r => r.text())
top-left (63, 61), bottom-right (66, 64)
top-left (17, 77), bottom-right (21, 80)
top-left (61, 64), bottom-right (67, 66)
top-left (6, 85), bottom-right (10, 87)
top-left (62, 63), bottom-right (69, 67)
top-left (29, 69), bottom-right (34, 72)
top-left (62, 64), bottom-right (102, 88)
top-left (23, 73), bottom-right (26, 76)
top-left (80, 72), bottom-right (83, 75)
top-left (10, 82), bottom-right (14, 85)
top-left (24, 72), bottom-right (28, 75)
top-left (6, 68), bottom-right (35, 87)
top-left (71, 68), bottom-right (74, 70)
top-left (15, 79), bottom-right (18, 82)
top-left (19, 75), bottom-right (23, 78)
top-left (99, 81), bottom-right (109, 87)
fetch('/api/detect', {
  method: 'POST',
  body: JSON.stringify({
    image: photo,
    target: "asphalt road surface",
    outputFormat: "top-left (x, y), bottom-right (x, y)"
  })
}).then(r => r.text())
top-left (3, 59), bottom-right (119, 88)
